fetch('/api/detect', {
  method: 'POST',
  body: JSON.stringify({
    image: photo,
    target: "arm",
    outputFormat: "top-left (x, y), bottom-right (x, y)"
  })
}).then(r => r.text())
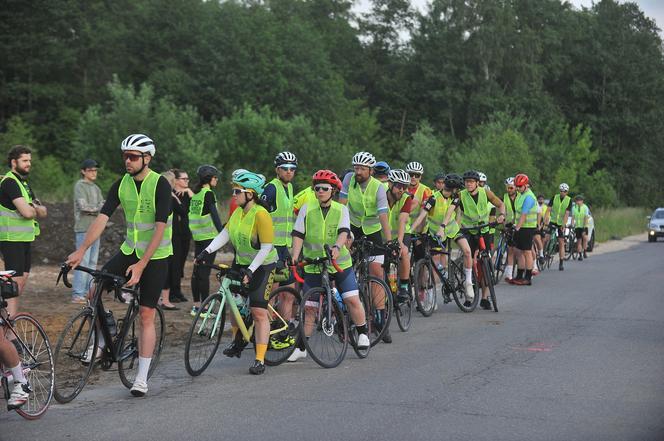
top-left (410, 209), bottom-right (428, 232)
top-left (205, 191), bottom-right (223, 232)
top-left (12, 197), bottom-right (37, 220)
top-left (66, 214), bottom-right (109, 268)
top-left (247, 210), bottom-right (274, 273)
top-left (290, 206), bottom-right (307, 261)
top-left (33, 200), bottom-right (47, 218)
top-left (486, 189), bottom-right (506, 222)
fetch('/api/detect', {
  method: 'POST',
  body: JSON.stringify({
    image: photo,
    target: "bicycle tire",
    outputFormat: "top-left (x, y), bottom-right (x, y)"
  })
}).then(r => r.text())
top-left (413, 259), bottom-right (437, 317)
top-left (265, 287), bottom-right (300, 366)
top-left (184, 294), bottom-right (226, 376)
top-left (53, 307), bottom-right (97, 403)
top-left (450, 257), bottom-right (479, 313)
top-left (118, 305), bottom-right (165, 388)
top-left (387, 260), bottom-right (412, 332)
top-left (362, 276), bottom-right (393, 347)
top-left (299, 287), bottom-right (348, 368)
top-left (11, 313), bottom-right (54, 419)
top-left (493, 239), bottom-right (507, 284)
top-left (482, 258), bottom-right (498, 312)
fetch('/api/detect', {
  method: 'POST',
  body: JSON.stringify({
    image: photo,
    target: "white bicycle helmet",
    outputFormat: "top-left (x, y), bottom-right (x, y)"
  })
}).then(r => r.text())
top-left (478, 172), bottom-right (487, 182)
top-left (406, 161), bottom-right (424, 174)
top-left (352, 151), bottom-right (376, 167)
top-left (388, 169), bottom-right (410, 186)
top-left (504, 177), bottom-right (515, 185)
top-left (274, 151), bottom-right (298, 167)
top-left (559, 183), bottom-right (570, 191)
top-left (121, 134), bottom-right (155, 156)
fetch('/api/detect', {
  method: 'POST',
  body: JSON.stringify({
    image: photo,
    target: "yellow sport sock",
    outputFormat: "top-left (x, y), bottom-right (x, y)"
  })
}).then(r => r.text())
top-left (255, 343), bottom-right (267, 363)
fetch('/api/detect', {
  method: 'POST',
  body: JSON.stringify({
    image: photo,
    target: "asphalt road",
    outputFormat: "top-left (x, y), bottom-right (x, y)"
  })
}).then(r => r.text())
top-left (3, 241), bottom-right (664, 441)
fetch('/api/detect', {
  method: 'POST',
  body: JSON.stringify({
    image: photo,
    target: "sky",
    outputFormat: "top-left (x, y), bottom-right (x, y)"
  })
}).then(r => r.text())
top-left (352, 0), bottom-right (664, 32)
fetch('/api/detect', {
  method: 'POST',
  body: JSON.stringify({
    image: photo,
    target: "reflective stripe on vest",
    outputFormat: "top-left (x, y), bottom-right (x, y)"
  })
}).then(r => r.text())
top-left (426, 191), bottom-right (459, 239)
top-left (388, 193), bottom-right (412, 238)
top-left (347, 175), bottom-right (381, 235)
top-left (550, 194), bottom-right (571, 226)
top-left (459, 188), bottom-right (489, 234)
top-left (409, 183), bottom-right (429, 221)
top-left (269, 178), bottom-right (294, 247)
top-left (515, 189), bottom-right (538, 228)
top-left (118, 171), bottom-right (173, 259)
top-left (227, 203), bottom-right (277, 266)
top-left (0, 172), bottom-right (36, 242)
top-left (302, 199), bottom-right (352, 274)
top-left (188, 187), bottom-right (218, 241)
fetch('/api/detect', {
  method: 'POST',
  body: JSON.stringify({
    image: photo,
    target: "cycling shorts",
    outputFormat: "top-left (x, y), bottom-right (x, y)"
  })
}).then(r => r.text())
top-left (232, 263), bottom-right (276, 309)
top-left (350, 225), bottom-right (384, 264)
top-left (0, 241), bottom-right (31, 277)
top-left (574, 228), bottom-right (588, 239)
top-left (548, 223), bottom-right (564, 237)
top-left (514, 228), bottom-right (536, 251)
top-left (102, 251), bottom-right (168, 308)
top-left (463, 232), bottom-right (493, 255)
top-left (302, 268), bottom-right (359, 302)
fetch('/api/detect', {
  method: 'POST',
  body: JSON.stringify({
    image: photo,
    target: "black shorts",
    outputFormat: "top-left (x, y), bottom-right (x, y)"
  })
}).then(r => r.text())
top-left (232, 263), bottom-right (276, 309)
top-left (548, 223), bottom-right (564, 237)
top-left (464, 232), bottom-right (493, 255)
top-left (575, 228), bottom-right (588, 239)
top-left (0, 241), bottom-right (31, 276)
top-left (350, 225), bottom-right (383, 257)
top-left (102, 251), bottom-right (169, 308)
top-left (514, 228), bottom-right (536, 251)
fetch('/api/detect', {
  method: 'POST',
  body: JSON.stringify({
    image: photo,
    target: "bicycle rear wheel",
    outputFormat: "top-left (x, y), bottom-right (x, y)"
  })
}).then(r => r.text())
top-left (450, 257), bottom-right (479, 313)
top-left (413, 259), bottom-right (437, 317)
top-left (388, 261), bottom-right (412, 332)
top-left (299, 288), bottom-right (348, 368)
top-left (53, 307), bottom-right (97, 403)
top-left (482, 258), bottom-right (498, 312)
top-left (265, 287), bottom-right (300, 366)
top-left (362, 276), bottom-right (393, 346)
top-left (493, 239), bottom-right (507, 284)
top-left (11, 313), bottom-right (54, 419)
top-left (118, 305), bottom-right (165, 388)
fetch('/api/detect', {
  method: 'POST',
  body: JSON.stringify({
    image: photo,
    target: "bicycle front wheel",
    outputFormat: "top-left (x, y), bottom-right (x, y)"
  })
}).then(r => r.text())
top-left (362, 276), bottom-right (393, 347)
top-left (118, 305), bottom-right (165, 388)
top-left (450, 257), bottom-right (479, 313)
top-left (493, 241), bottom-right (507, 285)
top-left (482, 257), bottom-right (498, 312)
top-left (53, 307), bottom-right (97, 403)
top-left (265, 287), bottom-right (300, 366)
top-left (299, 288), bottom-right (348, 368)
top-left (184, 294), bottom-right (226, 376)
top-left (413, 259), bottom-right (437, 317)
top-left (11, 313), bottom-right (54, 419)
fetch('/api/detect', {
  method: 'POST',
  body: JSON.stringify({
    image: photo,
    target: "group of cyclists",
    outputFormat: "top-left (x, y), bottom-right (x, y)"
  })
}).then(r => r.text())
top-left (1, 133), bottom-right (594, 406)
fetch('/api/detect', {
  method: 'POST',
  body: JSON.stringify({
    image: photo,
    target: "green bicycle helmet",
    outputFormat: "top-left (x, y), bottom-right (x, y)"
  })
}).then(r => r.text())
top-left (233, 170), bottom-right (266, 195)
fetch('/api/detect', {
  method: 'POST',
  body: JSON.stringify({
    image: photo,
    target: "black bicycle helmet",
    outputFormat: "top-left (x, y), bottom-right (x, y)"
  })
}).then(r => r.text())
top-left (462, 170), bottom-right (480, 181)
top-left (197, 164), bottom-right (219, 180)
top-left (444, 173), bottom-right (464, 189)
top-left (433, 171), bottom-right (446, 182)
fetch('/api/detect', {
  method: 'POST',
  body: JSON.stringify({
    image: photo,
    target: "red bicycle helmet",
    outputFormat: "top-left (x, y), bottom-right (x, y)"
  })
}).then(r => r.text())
top-left (312, 169), bottom-right (342, 191)
top-left (514, 173), bottom-right (529, 187)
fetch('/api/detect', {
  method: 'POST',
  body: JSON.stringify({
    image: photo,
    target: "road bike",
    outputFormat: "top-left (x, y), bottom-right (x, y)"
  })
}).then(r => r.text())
top-left (460, 224), bottom-right (499, 312)
top-left (383, 239), bottom-right (412, 331)
top-left (492, 224), bottom-right (514, 284)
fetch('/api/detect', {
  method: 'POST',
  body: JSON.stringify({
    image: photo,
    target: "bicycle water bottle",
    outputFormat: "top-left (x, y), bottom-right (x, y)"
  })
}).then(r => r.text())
top-left (436, 263), bottom-right (448, 279)
top-left (388, 269), bottom-right (398, 293)
top-left (104, 310), bottom-right (117, 337)
top-left (332, 287), bottom-right (346, 312)
top-left (233, 293), bottom-right (247, 316)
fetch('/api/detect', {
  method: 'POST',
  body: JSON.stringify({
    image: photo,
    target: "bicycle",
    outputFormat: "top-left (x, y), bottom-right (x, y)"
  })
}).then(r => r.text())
top-left (0, 271), bottom-right (54, 419)
top-left (350, 237), bottom-right (393, 346)
top-left (459, 223), bottom-right (499, 312)
top-left (543, 225), bottom-right (560, 269)
top-left (410, 233), bottom-right (442, 317)
top-left (492, 224), bottom-right (513, 284)
top-left (54, 264), bottom-right (165, 403)
top-left (184, 263), bottom-right (300, 376)
top-left (383, 240), bottom-right (412, 331)
top-left (292, 246), bottom-right (369, 368)
top-left (564, 226), bottom-right (578, 261)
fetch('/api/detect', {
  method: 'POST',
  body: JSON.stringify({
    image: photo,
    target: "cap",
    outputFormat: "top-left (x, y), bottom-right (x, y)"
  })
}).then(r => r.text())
top-left (80, 159), bottom-right (99, 169)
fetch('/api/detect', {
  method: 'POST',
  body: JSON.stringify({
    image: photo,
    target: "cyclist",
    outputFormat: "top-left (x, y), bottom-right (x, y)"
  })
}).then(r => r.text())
top-left (66, 134), bottom-right (172, 396)
top-left (508, 174), bottom-right (538, 286)
top-left (456, 170), bottom-right (505, 309)
top-left (373, 161), bottom-right (391, 189)
top-left (189, 165), bottom-right (223, 316)
top-left (411, 173), bottom-right (476, 303)
top-left (0, 319), bottom-right (30, 409)
top-left (478, 173), bottom-right (497, 249)
top-left (501, 177), bottom-right (518, 282)
top-left (432, 172), bottom-right (446, 192)
top-left (572, 194), bottom-right (590, 261)
top-left (405, 162), bottom-right (432, 228)
top-left (533, 194), bottom-right (546, 268)
top-left (543, 183), bottom-right (571, 271)
top-left (290, 170), bottom-right (370, 361)
top-left (385, 169), bottom-right (413, 303)
top-left (197, 171), bottom-right (277, 375)
top-left (262, 152), bottom-right (297, 329)
top-left (339, 152), bottom-right (393, 342)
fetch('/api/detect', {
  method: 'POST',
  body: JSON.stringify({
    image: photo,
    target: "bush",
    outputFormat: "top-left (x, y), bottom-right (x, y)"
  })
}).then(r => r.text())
top-left (592, 207), bottom-right (650, 242)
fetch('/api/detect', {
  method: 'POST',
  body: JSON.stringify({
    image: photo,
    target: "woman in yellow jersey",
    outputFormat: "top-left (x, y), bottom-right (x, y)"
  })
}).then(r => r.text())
top-left (195, 171), bottom-right (277, 375)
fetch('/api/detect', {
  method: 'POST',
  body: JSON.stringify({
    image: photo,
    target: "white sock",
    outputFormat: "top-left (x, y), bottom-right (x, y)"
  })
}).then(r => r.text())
top-left (504, 265), bottom-right (513, 278)
top-left (135, 356), bottom-right (152, 383)
top-left (464, 268), bottom-right (473, 284)
top-left (10, 363), bottom-right (27, 384)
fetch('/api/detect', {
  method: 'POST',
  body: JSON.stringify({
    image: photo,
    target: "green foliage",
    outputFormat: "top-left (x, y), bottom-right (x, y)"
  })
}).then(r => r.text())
top-left (399, 121), bottom-right (444, 174)
top-left (0, 116), bottom-right (37, 151)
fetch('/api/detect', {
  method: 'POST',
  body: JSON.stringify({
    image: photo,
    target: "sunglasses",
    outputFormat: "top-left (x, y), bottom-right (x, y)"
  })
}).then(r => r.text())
top-left (278, 165), bottom-right (297, 171)
top-left (409, 173), bottom-right (422, 178)
top-left (122, 152), bottom-right (144, 162)
top-left (232, 188), bottom-right (251, 195)
top-left (314, 185), bottom-right (333, 192)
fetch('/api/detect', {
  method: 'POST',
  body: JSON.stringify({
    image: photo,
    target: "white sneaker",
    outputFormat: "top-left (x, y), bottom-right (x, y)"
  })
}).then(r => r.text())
top-left (82, 345), bottom-right (103, 365)
top-left (356, 333), bottom-right (370, 349)
top-left (287, 348), bottom-right (307, 362)
top-left (130, 379), bottom-right (148, 397)
top-left (464, 283), bottom-right (475, 302)
top-left (7, 382), bottom-right (31, 410)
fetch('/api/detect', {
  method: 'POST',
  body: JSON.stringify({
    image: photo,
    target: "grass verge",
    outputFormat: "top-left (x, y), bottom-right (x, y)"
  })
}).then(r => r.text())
top-left (592, 207), bottom-right (650, 242)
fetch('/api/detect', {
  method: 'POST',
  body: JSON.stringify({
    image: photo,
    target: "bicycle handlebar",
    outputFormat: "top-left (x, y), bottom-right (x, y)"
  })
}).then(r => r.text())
top-left (290, 244), bottom-right (344, 284)
top-left (57, 263), bottom-right (126, 290)
top-left (459, 222), bottom-right (499, 233)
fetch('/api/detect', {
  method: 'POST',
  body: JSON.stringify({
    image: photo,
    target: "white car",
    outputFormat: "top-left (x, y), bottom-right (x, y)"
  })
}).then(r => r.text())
top-left (647, 208), bottom-right (664, 242)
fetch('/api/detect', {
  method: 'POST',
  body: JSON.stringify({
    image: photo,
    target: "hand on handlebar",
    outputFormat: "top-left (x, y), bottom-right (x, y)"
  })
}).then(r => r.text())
top-left (195, 249), bottom-right (210, 265)
top-left (66, 249), bottom-right (85, 269)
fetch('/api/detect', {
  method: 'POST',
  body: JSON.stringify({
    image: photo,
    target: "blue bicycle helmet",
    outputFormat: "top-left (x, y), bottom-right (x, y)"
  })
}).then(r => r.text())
top-left (233, 171), bottom-right (266, 195)
top-left (374, 161), bottom-right (390, 175)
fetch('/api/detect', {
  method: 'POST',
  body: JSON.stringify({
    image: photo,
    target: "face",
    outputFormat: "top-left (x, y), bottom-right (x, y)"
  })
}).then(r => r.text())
top-left (464, 179), bottom-right (478, 192)
top-left (434, 179), bottom-right (445, 191)
top-left (409, 172), bottom-right (422, 187)
top-left (560, 189), bottom-right (568, 197)
top-left (175, 173), bottom-right (190, 189)
top-left (442, 185), bottom-right (453, 197)
top-left (506, 185), bottom-right (516, 196)
top-left (479, 181), bottom-right (486, 187)
top-left (276, 165), bottom-right (296, 183)
top-left (390, 182), bottom-right (407, 199)
top-left (232, 187), bottom-right (253, 204)
top-left (538, 197), bottom-right (544, 205)
top-left (123, 150), bottom-right (150, 174)
top-left (353, 165), bottom-right (371, 182)
top-left (209, 176), bottom-right (218, 187)
top-left (516, 184), bottom-right (527, 193)
top-left (82, 167), bottom-right (98, 181)
top-left (12, 153), bottom-right (31, 175)
top-left (313, 183), bottom-right (334, 202)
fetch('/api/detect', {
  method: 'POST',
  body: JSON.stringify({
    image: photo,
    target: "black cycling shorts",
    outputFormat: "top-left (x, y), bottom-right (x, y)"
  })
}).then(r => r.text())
top-left (548, 223), bottom-right (564, 237)
top-left (575, 228), bottom-right (588, 239)
top-left (102, 251), bottom-right (168, 308)
top-left (464, 232), bottom-right (493, 255)
top-left (350, 225), bottom-right (383, 257)
top-left (0, 241), bottom-right (31, 277)
top-left (514, 228), bottom-right (536, 251)
top-left (232, 263), bottom-right (276, 309)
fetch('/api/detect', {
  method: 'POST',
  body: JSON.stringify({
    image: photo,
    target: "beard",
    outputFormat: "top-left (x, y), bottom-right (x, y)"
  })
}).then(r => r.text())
top-left (15, 164), bottom-right (30, 176)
